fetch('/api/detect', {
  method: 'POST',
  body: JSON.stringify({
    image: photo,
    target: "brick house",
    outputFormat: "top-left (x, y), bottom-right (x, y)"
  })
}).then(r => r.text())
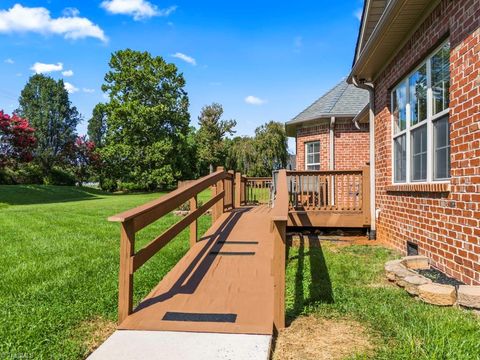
top-left (349, 0), bottom-right (480, 284)
top-left (286, 79), bottom-right (370, 171)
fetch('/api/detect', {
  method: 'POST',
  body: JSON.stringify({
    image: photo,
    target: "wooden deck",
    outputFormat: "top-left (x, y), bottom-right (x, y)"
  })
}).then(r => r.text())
top-left (107, 167), bottom-right (369, 342)
top-left (118, 205), bottom-right (276, 335)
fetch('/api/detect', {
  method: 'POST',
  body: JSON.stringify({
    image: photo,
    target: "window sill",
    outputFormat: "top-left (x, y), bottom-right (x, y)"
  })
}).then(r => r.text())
top-left (386, 182), bottom-right (450, 193)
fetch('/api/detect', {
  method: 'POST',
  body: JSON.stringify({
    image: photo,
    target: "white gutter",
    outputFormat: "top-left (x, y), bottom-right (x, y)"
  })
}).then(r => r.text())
top-left (352, 77), bottom-right (376, 240)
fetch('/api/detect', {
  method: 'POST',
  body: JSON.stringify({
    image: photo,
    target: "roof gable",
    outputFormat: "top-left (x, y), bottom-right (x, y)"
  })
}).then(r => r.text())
top-left (287, 79), bottom-right (369, 126)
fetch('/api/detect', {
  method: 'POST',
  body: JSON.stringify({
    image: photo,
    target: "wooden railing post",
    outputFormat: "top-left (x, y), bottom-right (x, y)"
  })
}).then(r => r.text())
top-left (362, 166), bottom-right (371, 225)
top-left (271, 169), bottom-right (288, 332)
top-left (213, 167), bottom-right (225, 222)
top-left (189, 195), bottom-right (197, 247)
top-left (118, 220), bottom-right (135, 324)
top-left (228, 170), bottom-right (235, 209)
top-left (235, 172), bottom-right (242, 208)
top-left (272, 219), bottom-right (286, 331)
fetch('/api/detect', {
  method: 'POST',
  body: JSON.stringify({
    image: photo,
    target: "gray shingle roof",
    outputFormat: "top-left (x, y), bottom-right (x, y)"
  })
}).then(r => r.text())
top-left (287, 79), bottom-right (369, 125)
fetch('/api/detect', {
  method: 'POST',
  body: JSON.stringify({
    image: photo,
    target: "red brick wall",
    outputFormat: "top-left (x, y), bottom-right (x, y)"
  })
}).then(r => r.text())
top-left (295, 119), bottom-right (369, 170)
top-left (296, 123), bottom-right (330, 171)
top-left (334, 121), bottom-right (370, 170)
top-left (373, 0), bottom-right (480, 284)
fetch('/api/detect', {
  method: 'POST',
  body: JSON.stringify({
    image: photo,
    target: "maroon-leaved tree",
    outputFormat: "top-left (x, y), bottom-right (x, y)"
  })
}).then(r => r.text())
top-left (72, 135), bottom-right (100, 185)
top-left (0, 111), bottom-right (36, 167)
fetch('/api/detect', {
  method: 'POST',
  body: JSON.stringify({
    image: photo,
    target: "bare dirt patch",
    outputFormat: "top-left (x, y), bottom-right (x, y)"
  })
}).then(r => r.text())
top-left (73, 316), bottom-right (116, 356)
top-left (272, 316), bottom-right (374, 360)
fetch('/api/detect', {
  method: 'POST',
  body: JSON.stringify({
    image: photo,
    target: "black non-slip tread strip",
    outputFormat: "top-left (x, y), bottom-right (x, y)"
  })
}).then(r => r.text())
top-left (162, 312), bottom-right (237, 323)
top-left (217, 241), bottom-right (259, 244)
top-left (209, 251), bottom-right (256, 256)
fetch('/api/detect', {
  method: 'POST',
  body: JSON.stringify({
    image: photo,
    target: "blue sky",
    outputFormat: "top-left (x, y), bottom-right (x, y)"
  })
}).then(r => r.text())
top-left (0, 1), bottom-right (363, 152)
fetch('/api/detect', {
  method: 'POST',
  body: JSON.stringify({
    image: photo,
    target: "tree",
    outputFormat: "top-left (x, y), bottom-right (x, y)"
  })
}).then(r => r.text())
top-left (87, 103), bottom-right (107, 147)
top-left (225, 121), bottom-right (288, 177)
top-left (196, 103), bottom-right (236, 174)
top-left (252, 121), bottom-right (288, 176)
top-left (100, 49), bottom-right (191, 190)
top-left (0, 111), bottom-right (36, 167)
top-left (70, 135), bottom-right (100, 185)
top-left (225, 136), bottom-right (256, 176)
top-left (16, 74), bottom-right (80, 174)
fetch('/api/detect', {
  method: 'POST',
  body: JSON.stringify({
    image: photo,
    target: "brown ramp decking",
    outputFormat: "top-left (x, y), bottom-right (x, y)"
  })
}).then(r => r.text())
top-left (119, 205), bottom-right (275, 335)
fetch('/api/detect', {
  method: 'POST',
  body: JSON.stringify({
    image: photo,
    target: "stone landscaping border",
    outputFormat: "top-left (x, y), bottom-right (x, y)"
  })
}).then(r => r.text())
top-left (385, 256), bottom-right (480, 309)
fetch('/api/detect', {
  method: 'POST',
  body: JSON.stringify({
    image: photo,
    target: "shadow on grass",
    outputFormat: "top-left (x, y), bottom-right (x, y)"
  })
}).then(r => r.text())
top-left (0, 185), bottom-right (111, 205)
top-left (287, 236), bottom-right (333, 324)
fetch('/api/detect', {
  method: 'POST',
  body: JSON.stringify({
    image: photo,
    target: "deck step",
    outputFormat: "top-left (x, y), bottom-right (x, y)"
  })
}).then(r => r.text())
top-left (87, 330), bottom-right (272, 360)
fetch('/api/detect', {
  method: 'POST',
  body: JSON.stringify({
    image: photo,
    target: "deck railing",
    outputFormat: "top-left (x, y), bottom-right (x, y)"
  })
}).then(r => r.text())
top-left (109, 168), bottom-right (235, 324)
top-left (286, 167), bottom-right (371, 227)
top-left (244, 177), bottom-right (273, 205)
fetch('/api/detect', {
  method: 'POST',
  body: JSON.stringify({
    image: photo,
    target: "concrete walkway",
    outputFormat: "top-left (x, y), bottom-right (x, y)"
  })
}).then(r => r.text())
top-left (87, 330), bottom-right (272, 360)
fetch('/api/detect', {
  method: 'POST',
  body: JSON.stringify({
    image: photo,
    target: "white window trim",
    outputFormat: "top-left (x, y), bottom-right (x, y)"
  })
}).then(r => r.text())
top-left (305, 140), bottom-right (320, 170)
top-left (391, 40), bottom-right (451, 185)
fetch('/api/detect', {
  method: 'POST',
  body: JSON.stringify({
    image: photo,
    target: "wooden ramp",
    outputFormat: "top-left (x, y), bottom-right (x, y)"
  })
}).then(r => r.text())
top-left (119, 206), bottom-right (275, 335)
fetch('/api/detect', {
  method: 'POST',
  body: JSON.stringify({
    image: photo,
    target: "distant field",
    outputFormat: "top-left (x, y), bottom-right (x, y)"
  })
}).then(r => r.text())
top-left (0, 185), bottom-right (211, 359)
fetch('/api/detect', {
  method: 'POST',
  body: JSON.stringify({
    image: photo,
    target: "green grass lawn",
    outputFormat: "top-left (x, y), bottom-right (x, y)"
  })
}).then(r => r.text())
top-left (0, 185), bottom-right (211, 359)
top-left (286, 240), bottom-right (480, 359)
top-left (2, 185), bottom-right (479, 359)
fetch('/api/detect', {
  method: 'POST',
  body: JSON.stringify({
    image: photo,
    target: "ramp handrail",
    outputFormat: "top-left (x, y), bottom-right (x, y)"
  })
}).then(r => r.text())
top-left (109, 168), bottom-right (233, 324)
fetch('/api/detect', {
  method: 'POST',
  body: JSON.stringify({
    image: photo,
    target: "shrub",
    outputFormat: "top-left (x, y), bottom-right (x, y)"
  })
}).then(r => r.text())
top-left (100, 178), bottom-right (118, 192)
top-left (0, 164), bottom-right (43, 185)
top-left (14, 163), bottom-right (43, 184)
top-left (43, 167), bottom-right (76, 186)
top-left (117, 182), bottom-right (146, 193)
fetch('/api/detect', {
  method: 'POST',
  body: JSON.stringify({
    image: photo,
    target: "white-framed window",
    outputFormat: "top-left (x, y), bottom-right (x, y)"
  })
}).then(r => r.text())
top-left (305, 141), bottom-right (320, 170)
top-left (391, 40), bottom-right (451, 184)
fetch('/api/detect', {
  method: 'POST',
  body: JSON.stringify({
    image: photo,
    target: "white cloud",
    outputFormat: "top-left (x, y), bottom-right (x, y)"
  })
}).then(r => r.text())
top-left (171, 52), bottom-right (196, 66)
top-left (62, 69), bottom-right (74, 77)
top-left (354, 8), bottom-right (363, 21)
top-left (82, 88), bottom-right (95, 93)
top-left (101, 0), bottom-right (177, 20)
top-left (64, 82), bottom-right (79, 93)
top-left (62, 8), bottom-right (80, 17)
top-left (31, 62), bottom-right (63, 74)
top-left (4, 58), bottom-right (14, 64)
top-left (245, 95), bottom-right (267, 105)
top-left (0, 4), bottom-right (107, 42)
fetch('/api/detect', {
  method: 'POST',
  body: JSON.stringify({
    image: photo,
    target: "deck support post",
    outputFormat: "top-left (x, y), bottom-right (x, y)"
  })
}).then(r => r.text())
top-left (118, 220), bottom-right (135, 324)
top-left (189, 195), bottom-right (198, 247)
top-left (234, 172), bottom-right (242, 208)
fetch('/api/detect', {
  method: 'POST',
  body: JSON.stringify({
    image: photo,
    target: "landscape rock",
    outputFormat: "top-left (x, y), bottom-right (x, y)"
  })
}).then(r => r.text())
top-left (401, 255), bottom-right (430, 270)
top-left (457, 285), bottom-right (480, 309)
top-left (384, 260), bottom-right (404, 281)
top-left (403, 275), bottom-right (432, 295)
top-left (385, 262), bottom-right (416, 284)
top-left (418, 283), bottom-right (456, 306)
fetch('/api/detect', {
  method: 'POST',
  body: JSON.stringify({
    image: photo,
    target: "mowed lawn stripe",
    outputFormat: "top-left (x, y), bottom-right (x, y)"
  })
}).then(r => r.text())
top-left (0, 186), bottom-right (211, 359)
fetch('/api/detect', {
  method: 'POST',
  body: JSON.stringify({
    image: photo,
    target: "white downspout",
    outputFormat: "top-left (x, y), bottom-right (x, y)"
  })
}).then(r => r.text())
top-left (352, 77), bottom-right (376, 240)
top-left (329, 116), bottom-right (335, 170)
top-left (330, 116), bottom-right (335, 206)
